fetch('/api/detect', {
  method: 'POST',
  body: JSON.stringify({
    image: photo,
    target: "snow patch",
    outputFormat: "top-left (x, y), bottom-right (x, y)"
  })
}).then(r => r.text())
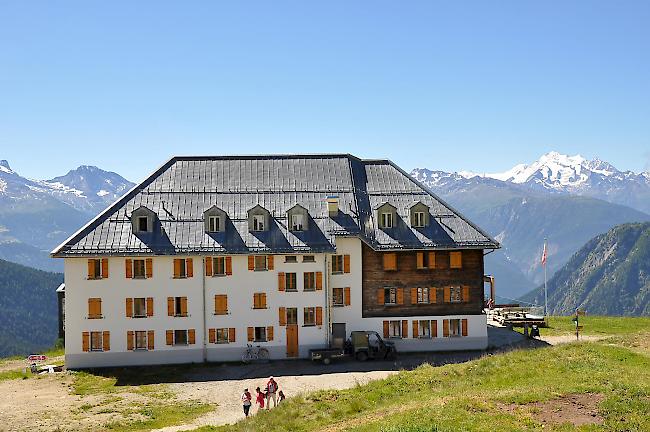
top-left (38, 181), bottom-right (87, 198)
top-left (0, 179), bottom-right (6, 192)
top-left (96, 189), bottom-right (110, 197)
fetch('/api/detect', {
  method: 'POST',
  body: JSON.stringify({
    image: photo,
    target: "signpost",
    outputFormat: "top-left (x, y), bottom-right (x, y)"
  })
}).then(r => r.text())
top-left (573, 309), bottom-right (586, 340)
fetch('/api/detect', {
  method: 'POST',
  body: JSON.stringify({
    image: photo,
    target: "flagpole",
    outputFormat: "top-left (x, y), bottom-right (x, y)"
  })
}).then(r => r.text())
top-left (544, 237), bottom-right (548, 321)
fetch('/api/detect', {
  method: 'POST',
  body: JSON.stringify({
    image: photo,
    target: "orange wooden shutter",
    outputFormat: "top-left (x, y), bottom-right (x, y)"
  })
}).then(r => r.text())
top-left (229, 328), bottom-right (236, 342)
top-left (215, 295), bottom-right (227, 315)
top-left (167, 297), bottom-right (174, 316)
top-left (316, 307), bottom-right (323, 326)
top-left (383, 321), bottom-right (389, 338)
top-left (343, 255), bottom-right (351, 273)
top-left (247, 327), bottom-right (254, 342)
top-left (166, 330), bottom-right (173, 345)
top-left (411, 288), bottom-right (417, 305)
top-left (188, 329), bottom-right (196, 344)
top-left (443, 319), bottom-right (449, 337)
top-left (267, 255), bottom-right (274, 270)
top-left (181, 297), bottom-right (188, 316)
top-left (267, 326), bottom-right (274, 341)
top-left (377, 288), bottom-right (385, 305)
top-left (462, 319), bottom-right (468, 336)
top-left (82, 332), bottom-right (90, 352)
top-left (450, 251), bottom-right (462, 269)
top-left (145, 258), bottom-right (153, 278)
top-left (383, 253), bottom-right (397, 271)
top-left (397, 288), bottom-right (404, 305)
top-left (125, 259), bottom-right (133, 278)
top-left (186, 258), bottom-right (193, 277)
top-left (279, 307), bottom-right (286, 326)
top-left (401, 320), bottom-right (408, 338)
top-left (253, 293), bottom-right (258, 309)
top-left (209, 328), bottom-right (216, 343)
top-left (205, 257), bottom-right (213, 276)
top-left (316, 272), bottom-right (323, 290)
top-left (428, 252), bottom-right (436, 269)
top-left (431, 320), bottom-right (438, 337)
top-left (429, 287), bottom-right (437, 304)
top-left (416, 252), bottom-right (424, 269)
top-left (278, 272), bottom-right (285, 291)
top-left (126, 298), bottom-right (133, 318)
top-left (344, 287), bottom-right (351, 306)
top-left (173, 259), bottom-right (181, 278)
top-left (147, 330), bottom-right (155, 350)
top-left (127, 331), bottom-right (134, 350)
top-left (146, 297), bottom-right (154, 317)
top-left (462, 286), bottom-right (470, 303)
top-left (101, 258), bottom-right (109, 278)
top-left (248, 256), bottom-right (254, 270)
top-left (87, 298), bottom-right (93, 317)
top-left (444, 286), bottom-right (451, 303)
top-left (102, 331), bottom-right (110, 351)
top-left (225, 257), bottom-right (232, 275)
top-left (413, 321), bottom-right (419, 338)
top-left (87, 260), bottom-right (95, 279)
top-left (261, 293), bottom-right (267, 309)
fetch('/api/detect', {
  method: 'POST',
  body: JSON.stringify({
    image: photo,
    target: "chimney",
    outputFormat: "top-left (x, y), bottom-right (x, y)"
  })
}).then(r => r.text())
top-left (327, 195), bottom-right (339, 217)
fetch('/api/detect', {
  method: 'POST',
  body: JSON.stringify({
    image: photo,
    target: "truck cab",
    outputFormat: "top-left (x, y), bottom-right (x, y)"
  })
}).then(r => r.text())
top-left (349, 330), bottom-right (397, 361)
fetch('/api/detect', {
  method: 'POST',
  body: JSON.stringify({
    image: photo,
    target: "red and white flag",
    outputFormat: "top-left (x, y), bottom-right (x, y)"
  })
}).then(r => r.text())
top-left (541, 243), bottom-right (547, 266)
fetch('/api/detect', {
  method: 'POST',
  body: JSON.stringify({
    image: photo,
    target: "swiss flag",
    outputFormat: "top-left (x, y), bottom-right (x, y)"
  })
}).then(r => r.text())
top-left (541, 243), bottom-right (547, 266)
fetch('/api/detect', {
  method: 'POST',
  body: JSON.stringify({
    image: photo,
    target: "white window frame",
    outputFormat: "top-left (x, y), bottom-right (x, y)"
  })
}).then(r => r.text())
top-left (254, 326), bottom-right (267, 342)
top-left (90, 331), bottom-right (103, 351)
top-left (285, 255), bottom-right (298, 263)
top-left (389, 320), bottom-right (401, 338)
top-left (449, 319), bottom-right (461, 337)
top-left (303, 307), bottom-right (316, 326)
top-left (384, 287), bottom-right (397, 305)
top-left (450, 286), bottom-right (462, 303)
top-left (291, 214), bottom-right (304, 231)
top-left (332, 287), bottom-right (344, 307)
top-left (417, 287), bottom-right (429, 304)
top-left (419, 320), bottom-right (431, 338)
top-left (174, 329), bottom-right (188, 345)
top-left (381, 212), bottom-right (393, 228)
top-left (208, 215), bottom-right (221, 232)
top-left (254, 255), bottom-right (268, 271)
top-left (414, 211), bottom-right (425, 228)
top-left (135, 330), bottom-right (147, 350)
top-left (133, 259), bottom-right (146, 279)
top-left (302, 255), bottom-right (315, 263)
top-left (216, 328), bottom-right (229, 344)
top-left (252, 214), bottom-right (265, 231)
top-left (133, 297), bottom-right (147, 318)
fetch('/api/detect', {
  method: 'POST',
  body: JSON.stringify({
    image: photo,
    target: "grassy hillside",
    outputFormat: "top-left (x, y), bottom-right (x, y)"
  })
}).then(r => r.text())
top-left (523, 222), bottom-right (650, 316)
top-left (0, 258), bottom-right (62, 357)
top-left (199, 318), bottom-right (650, 432)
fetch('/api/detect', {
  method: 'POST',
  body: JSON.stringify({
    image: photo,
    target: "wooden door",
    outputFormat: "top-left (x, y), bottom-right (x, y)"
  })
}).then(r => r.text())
top-left (286, 324), bottom-right (299, 358)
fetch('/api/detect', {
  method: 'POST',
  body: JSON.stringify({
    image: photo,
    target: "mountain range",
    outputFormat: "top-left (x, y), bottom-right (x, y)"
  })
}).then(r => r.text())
top-left (521, 223), bottom-right (650, 316)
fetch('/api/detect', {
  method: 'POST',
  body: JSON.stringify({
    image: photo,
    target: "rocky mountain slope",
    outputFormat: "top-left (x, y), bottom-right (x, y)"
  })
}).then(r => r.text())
top-left (521, 223), bottom-right (650, 316)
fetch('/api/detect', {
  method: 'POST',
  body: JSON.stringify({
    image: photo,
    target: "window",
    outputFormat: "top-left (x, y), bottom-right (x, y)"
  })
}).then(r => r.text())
top-left (417, 287), bottom-right (430, 304)
top-left (384, 287), bottom-right (397, 305)
top-left (304, 272), bottom-right (316, 291)
top-left (450, 286), bottom-right (462, 303)
top-left (383, 253), bottom-right (397, 271)
top-left (333, 288), bottom-right (344, 306)
top-left (207, 215), bottom-right (221, 232)
top-left (449, 319), bottom-right (461, 337)
top-left (285, 255), bottom-right (298, 263)
top-left (174, 297), bottom-right (187, 316)
top-left (253, 214), bottom-right (265, 231)
top-left (418, 320), bottom-right (431, 338)
top-left (214, 294), bottom-right (228, 315)
top-left (332, 255), bottom-right (344, 273)
top-left (135, 331), bottom-right (147, 350)
top-left (174, 330), bottom-right (188, 345)
top-left (413, 211), bottom-right (425, 228)
top-left (380, 212), bottom-right (393, 228)
top-left (88, 298), bottom-right (102, 319)
top-left (285, 273), bottom-right (297, 291)
top-left (450, 251), bottom-right (462, 269)
top-left (133, 298), bottom-right (146, 317)
top-left (133, 259), bottom-right (146, 278)
top-left (291, 214), bottom-right (304, 231)
top-left (88, 259), bottom-right (104, 279)
top-left (173, 258), bottom-right (193, 278)
top-left (254, 255), bottom-right (267, 271)
top-left (389, 321), bottom-right (402, 338)
top-left (138, 216), bottom-right (149, 232)
top-left (253, 293), bottom-right (267, 309)
top-left (216, 328), bottom-right (229, 344)
top-left (304, 307), bottom-right (316, 326)
top-left (286, 308), bottom-right (298, 325)
top-left (417, 252), bottom-right (435, 270)
top-left (90, 331), bottom-right (103, 351)
top-left (213, 257), bottom-right (226, 276)
top-left (302, 255), bottom-right (315, 263)
top-left (254, 326), bottom-right (267, 342)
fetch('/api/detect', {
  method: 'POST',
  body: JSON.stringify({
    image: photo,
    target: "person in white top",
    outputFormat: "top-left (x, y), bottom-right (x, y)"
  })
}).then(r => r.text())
top-left (241, 388), bottom-right (252, 417)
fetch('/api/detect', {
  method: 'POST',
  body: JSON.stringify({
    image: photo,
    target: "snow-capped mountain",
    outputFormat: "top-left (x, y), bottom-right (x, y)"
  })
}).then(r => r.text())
top-left (412, 152), bottom-right (650, 214)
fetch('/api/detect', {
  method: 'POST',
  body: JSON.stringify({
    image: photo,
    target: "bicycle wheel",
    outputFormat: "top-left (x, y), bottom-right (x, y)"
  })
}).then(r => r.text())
top-left (257, 348), bottom-right (270, 361)
top-left (242, 351), bottom-right (253, 363)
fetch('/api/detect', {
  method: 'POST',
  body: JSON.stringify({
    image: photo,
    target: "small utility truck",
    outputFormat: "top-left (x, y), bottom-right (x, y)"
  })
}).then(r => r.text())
top-left (309, 330), bottom-right (397, 364)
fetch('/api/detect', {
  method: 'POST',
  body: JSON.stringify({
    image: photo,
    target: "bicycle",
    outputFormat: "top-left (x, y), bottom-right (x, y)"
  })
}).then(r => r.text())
top-left (241, 343), bottom-right (270, 363)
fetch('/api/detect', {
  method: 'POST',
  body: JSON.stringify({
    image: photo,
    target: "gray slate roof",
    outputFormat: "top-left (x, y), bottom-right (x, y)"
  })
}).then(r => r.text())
top-left (51, 155), bottom-right (499, 257)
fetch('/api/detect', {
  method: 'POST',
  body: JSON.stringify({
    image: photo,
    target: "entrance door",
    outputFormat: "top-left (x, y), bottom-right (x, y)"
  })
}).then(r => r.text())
top-left (332, 323), bottom-right (346, 349)
top-left (286, 324), bottom-right (299, 357)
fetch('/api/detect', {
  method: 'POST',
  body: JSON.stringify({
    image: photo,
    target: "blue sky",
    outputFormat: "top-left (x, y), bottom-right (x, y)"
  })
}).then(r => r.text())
top-left (1, 1), bottom-right (649, 181)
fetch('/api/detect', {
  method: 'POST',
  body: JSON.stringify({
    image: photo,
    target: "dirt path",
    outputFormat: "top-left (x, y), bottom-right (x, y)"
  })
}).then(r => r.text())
top-left (541, 335), bottom-right (603, 345)
top-left (153, 370), bottom-right (396, 431)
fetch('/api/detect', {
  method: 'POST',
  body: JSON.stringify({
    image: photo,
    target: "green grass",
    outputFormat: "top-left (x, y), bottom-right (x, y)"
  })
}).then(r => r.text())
top-left (196, 328), bottom-right (650, 432)
top-left (0, 369), bottom-right (30, 381)
top-left (102, 401), bottom-right (213, 431)
top-left (517, 315), bottom-right (650, 337)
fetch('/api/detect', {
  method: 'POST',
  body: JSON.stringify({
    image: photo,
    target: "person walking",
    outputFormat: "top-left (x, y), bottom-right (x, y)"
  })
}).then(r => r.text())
top-left (255, 386), bottom-right (265, 411)
top-left (241, 388), bottom-right (252, 417)
top-left (265, 376), bottom-right (278, 409)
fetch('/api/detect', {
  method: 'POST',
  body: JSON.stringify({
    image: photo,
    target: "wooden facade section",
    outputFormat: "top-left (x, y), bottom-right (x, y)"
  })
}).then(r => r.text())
top-left (361, 244), bottom-right (484, 318)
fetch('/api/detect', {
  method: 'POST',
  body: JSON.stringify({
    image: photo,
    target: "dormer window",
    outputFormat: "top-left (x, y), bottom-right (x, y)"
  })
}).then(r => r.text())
top-left (248, 205), bottom-right (270, 232)
top-left (409, 202), bottom-right (430, 228)
top-left (413, 212), bottom-right (425, 228)
top-left (291, 214), bottom-right (304, 231)
top-left (253, 214), bottom-right (265, 231)
top-left (138, 216), bottom-right (149, 232)
top-left (380, 212), bottom-right (393, 229)
top-left (207, 215), bottom-right (221, 233)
